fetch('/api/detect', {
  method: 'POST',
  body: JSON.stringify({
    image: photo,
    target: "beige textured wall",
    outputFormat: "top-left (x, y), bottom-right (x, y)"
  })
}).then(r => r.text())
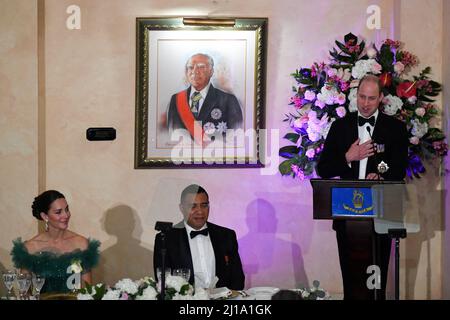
top-left (0, 0), bottom-right (445, 299)
top-left (398, 0), bottom-right (444, 299)
top-left (0, 0), bottom-right (39, 297)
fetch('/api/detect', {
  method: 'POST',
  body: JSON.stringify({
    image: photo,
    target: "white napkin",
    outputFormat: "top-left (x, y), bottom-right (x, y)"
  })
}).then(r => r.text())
top-left (209, 287), bottom-right (232, 300)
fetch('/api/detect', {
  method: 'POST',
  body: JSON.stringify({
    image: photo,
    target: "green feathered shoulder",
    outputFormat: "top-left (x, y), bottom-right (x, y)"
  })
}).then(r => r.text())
top-left (10, 237), bottom-right (101, 276)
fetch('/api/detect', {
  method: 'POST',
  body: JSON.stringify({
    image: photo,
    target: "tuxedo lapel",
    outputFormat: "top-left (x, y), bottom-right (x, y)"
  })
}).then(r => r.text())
top-left (207, 223), bottom-right (224, 280)
top-left (198, 85), bottom-right (217, 119)
top-left (178, 228), bottom-right (195, 282)
top-left (347, 113), bottom-right (360, 178)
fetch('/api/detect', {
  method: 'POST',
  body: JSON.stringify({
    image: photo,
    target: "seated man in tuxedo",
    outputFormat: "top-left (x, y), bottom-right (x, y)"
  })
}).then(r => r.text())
top-left (166, 53), bottom-right (243, 144)
top-left (317, 74), bottom-right (409, 300)
top-left (153, 184), bottom-right (245, 290)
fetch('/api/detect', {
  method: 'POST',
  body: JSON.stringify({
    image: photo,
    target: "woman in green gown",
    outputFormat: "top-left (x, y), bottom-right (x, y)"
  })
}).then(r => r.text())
top-left (11, 190), bottom-right (100, 294)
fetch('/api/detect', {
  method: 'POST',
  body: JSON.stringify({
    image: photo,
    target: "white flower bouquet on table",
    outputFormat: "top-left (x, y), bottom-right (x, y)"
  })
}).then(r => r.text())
top-left (76, 275), bottom-right (209, 300)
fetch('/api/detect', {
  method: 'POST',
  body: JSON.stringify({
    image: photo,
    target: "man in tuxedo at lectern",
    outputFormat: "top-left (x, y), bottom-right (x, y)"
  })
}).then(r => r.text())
top-left (153, 184), bottom-right (245, 290)
top-left (317, 74), bottom-right (408, 299)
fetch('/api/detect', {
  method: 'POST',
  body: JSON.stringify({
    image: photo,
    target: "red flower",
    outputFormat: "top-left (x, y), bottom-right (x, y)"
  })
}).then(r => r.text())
top-left (379, 72), bottom-right (392, 87)
top-left (396, 81), bottom-right (417, 98)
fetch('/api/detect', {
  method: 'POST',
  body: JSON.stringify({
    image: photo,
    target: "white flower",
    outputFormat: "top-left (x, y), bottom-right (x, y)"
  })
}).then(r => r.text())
top-left (114, 278), bottom-right (139, 295)
top-left (410, 136), bottom-right (420, 145)
top-left (165, 275), bottom-right (188, 293)
top-left (348, 88), bottom-right (358, 112)
top-left (69, 260), bottom-right (83, 274)
top-left (136, 286), bottom-right (158, 300)
top-left (77, 293), bottom-right (94, 300)
top-left (366, 47), bottom-right (377, 58)
top-left (382, 94), bottom-right (403, 116)
top-left (203, 122), bottom-right (216, 135)
top-left (304, 90), bottom-right (316, 101)
top-left (351, 59), bottom-right (382, 79)
top-left (301, 290), bottom-right (310, 299)
top-left (408, 96), bottom-right (417, 104)
top-left (336, 106), bottom-right (347, 118)
top-left (411, 119), bottom-right (428, 138)
top-left (101, 289), bottom-right (121, 300)
top-left (341, 68), bottom-right (352, 82)
top-left (216, 121), bottom-right (228, 134)
top-left (394, 62), bottom-right (405, 74)
top-left (415, 107), bottom-right (426, 117)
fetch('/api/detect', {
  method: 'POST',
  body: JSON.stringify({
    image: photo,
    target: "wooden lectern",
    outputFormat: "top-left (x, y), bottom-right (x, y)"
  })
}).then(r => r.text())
top-left (310, 178), bottom-right (405, 300)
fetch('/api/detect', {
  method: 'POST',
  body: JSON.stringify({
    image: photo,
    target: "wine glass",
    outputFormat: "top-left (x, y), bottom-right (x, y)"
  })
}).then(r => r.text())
top-left (2, 270), bottom-right (17, 299)
top-left (32, 273), bottom-right (45, 300)
top-left (16, 273), bottom-right (32, 300)
top-left (172, 268), bottom-right (191, 282)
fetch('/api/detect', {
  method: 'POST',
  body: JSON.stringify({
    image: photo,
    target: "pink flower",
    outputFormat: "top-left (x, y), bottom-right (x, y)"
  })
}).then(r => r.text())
top-left (291, 96), bottom-right (302, 108)
top-left (315, 99), bottom-right (326, 109)
top-left (291, 164), bottom-right (305, 180)
top-left (340, 81), bottom-right (350, 92)
top-left (336, 93), bottom-right (346, 105)
top-left (306, 148), bottom-right (315, 159)
top-left (415, 107), bottom-right (426, 117)
top-left (394, 62), bottom-right (405, 74)
top-left (121, 293), bottom-right (129, 300)
top-left (409, 136), bottom-right (420, 145)
top-left (336, 106), bottom-right (347, 118)
top-left (304, 90), bottom-right (316, 101)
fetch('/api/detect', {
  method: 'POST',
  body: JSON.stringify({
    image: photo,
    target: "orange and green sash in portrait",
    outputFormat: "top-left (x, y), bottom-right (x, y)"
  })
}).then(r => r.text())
top-left (175, 90), bottom-right (204, 145)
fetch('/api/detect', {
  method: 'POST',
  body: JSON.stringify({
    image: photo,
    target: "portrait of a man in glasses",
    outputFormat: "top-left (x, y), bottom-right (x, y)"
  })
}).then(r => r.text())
top-left (166, 53), bottom-right (243, 143)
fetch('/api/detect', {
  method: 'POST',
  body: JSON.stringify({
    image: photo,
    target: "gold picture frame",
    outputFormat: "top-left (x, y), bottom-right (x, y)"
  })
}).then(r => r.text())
top-left (135, 17), bottom-right (267, 168)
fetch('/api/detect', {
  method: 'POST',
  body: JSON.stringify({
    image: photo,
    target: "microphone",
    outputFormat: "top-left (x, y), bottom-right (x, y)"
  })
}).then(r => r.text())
top-left (366, 126), bottom-right (372, 139)
top-left (155, 221), bottom-right (173, 232)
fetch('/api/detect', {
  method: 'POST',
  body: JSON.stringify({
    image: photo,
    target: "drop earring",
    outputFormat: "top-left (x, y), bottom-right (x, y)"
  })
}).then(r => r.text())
top-left (45, 219), bottom-right (49, 231)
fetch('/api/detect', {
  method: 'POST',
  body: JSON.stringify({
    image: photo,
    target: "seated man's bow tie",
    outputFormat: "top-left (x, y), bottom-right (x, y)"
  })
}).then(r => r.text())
top-left (358, 116), bottom-right (375, 127)
top-left (190, 228), bottom-right (209, 239)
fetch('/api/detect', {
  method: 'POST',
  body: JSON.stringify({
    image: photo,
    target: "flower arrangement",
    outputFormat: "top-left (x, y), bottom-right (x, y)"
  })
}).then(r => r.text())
top-left (279, 33), bottom-right (446, 179)
top-left (76, 275), bottom-right (209, 300)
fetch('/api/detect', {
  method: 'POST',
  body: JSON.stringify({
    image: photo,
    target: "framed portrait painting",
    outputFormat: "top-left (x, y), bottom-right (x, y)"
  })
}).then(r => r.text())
top-left (135, 17), bottom-right (267, 168)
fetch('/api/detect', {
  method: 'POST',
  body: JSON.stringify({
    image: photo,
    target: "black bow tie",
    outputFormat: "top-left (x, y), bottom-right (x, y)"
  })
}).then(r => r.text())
top-left (358, 116), bottom-right (375, 127)
top-left (190, 228), bottom-right (209, 239)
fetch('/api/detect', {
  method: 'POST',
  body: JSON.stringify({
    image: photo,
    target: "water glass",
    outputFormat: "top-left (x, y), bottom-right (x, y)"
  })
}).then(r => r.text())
top-left (16, 273), bottom-right (32, 300)
top-left (32, 273), bottom-right (46, 300)
top-left (2, 270), bottom-right (17, 299)
top-left (172, 268), bottom-right (191, 282)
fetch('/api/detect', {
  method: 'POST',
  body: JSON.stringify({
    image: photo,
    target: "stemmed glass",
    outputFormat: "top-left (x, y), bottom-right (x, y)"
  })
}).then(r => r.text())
top-left (2, 270), bottom-right (17, 299)
top-left (16, 273), bottom-right (32, 300)
top-left (172, 268), bottom-right (191, 283)
top-left (32, 273), bottom-right (45, 300)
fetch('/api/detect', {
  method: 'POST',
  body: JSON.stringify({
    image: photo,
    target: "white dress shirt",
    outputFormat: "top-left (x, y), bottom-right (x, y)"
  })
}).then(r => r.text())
top-left (357, 109), bottom-right (379, 179)
top-left (184, 221), bottom-right (216, 289)
top-left (189, 83), bottom-right (211, 114)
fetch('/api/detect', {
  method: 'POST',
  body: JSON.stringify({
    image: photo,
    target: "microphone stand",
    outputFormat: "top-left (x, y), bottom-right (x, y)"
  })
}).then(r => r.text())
top-left (155, 221), bottom-right (173, 301)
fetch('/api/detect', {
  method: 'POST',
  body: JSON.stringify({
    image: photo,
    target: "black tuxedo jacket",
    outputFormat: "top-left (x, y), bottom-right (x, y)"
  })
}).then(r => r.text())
top-left (317, 112), bottom-right (408, 181)
top-left (153, 222), bottom-right (245, 290)
top-left (167, 85), bottom-right (243, 132)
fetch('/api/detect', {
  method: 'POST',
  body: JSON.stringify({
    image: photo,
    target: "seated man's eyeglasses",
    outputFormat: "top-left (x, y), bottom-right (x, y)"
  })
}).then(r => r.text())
top-left (183, 202), bottom-right (210, 210)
